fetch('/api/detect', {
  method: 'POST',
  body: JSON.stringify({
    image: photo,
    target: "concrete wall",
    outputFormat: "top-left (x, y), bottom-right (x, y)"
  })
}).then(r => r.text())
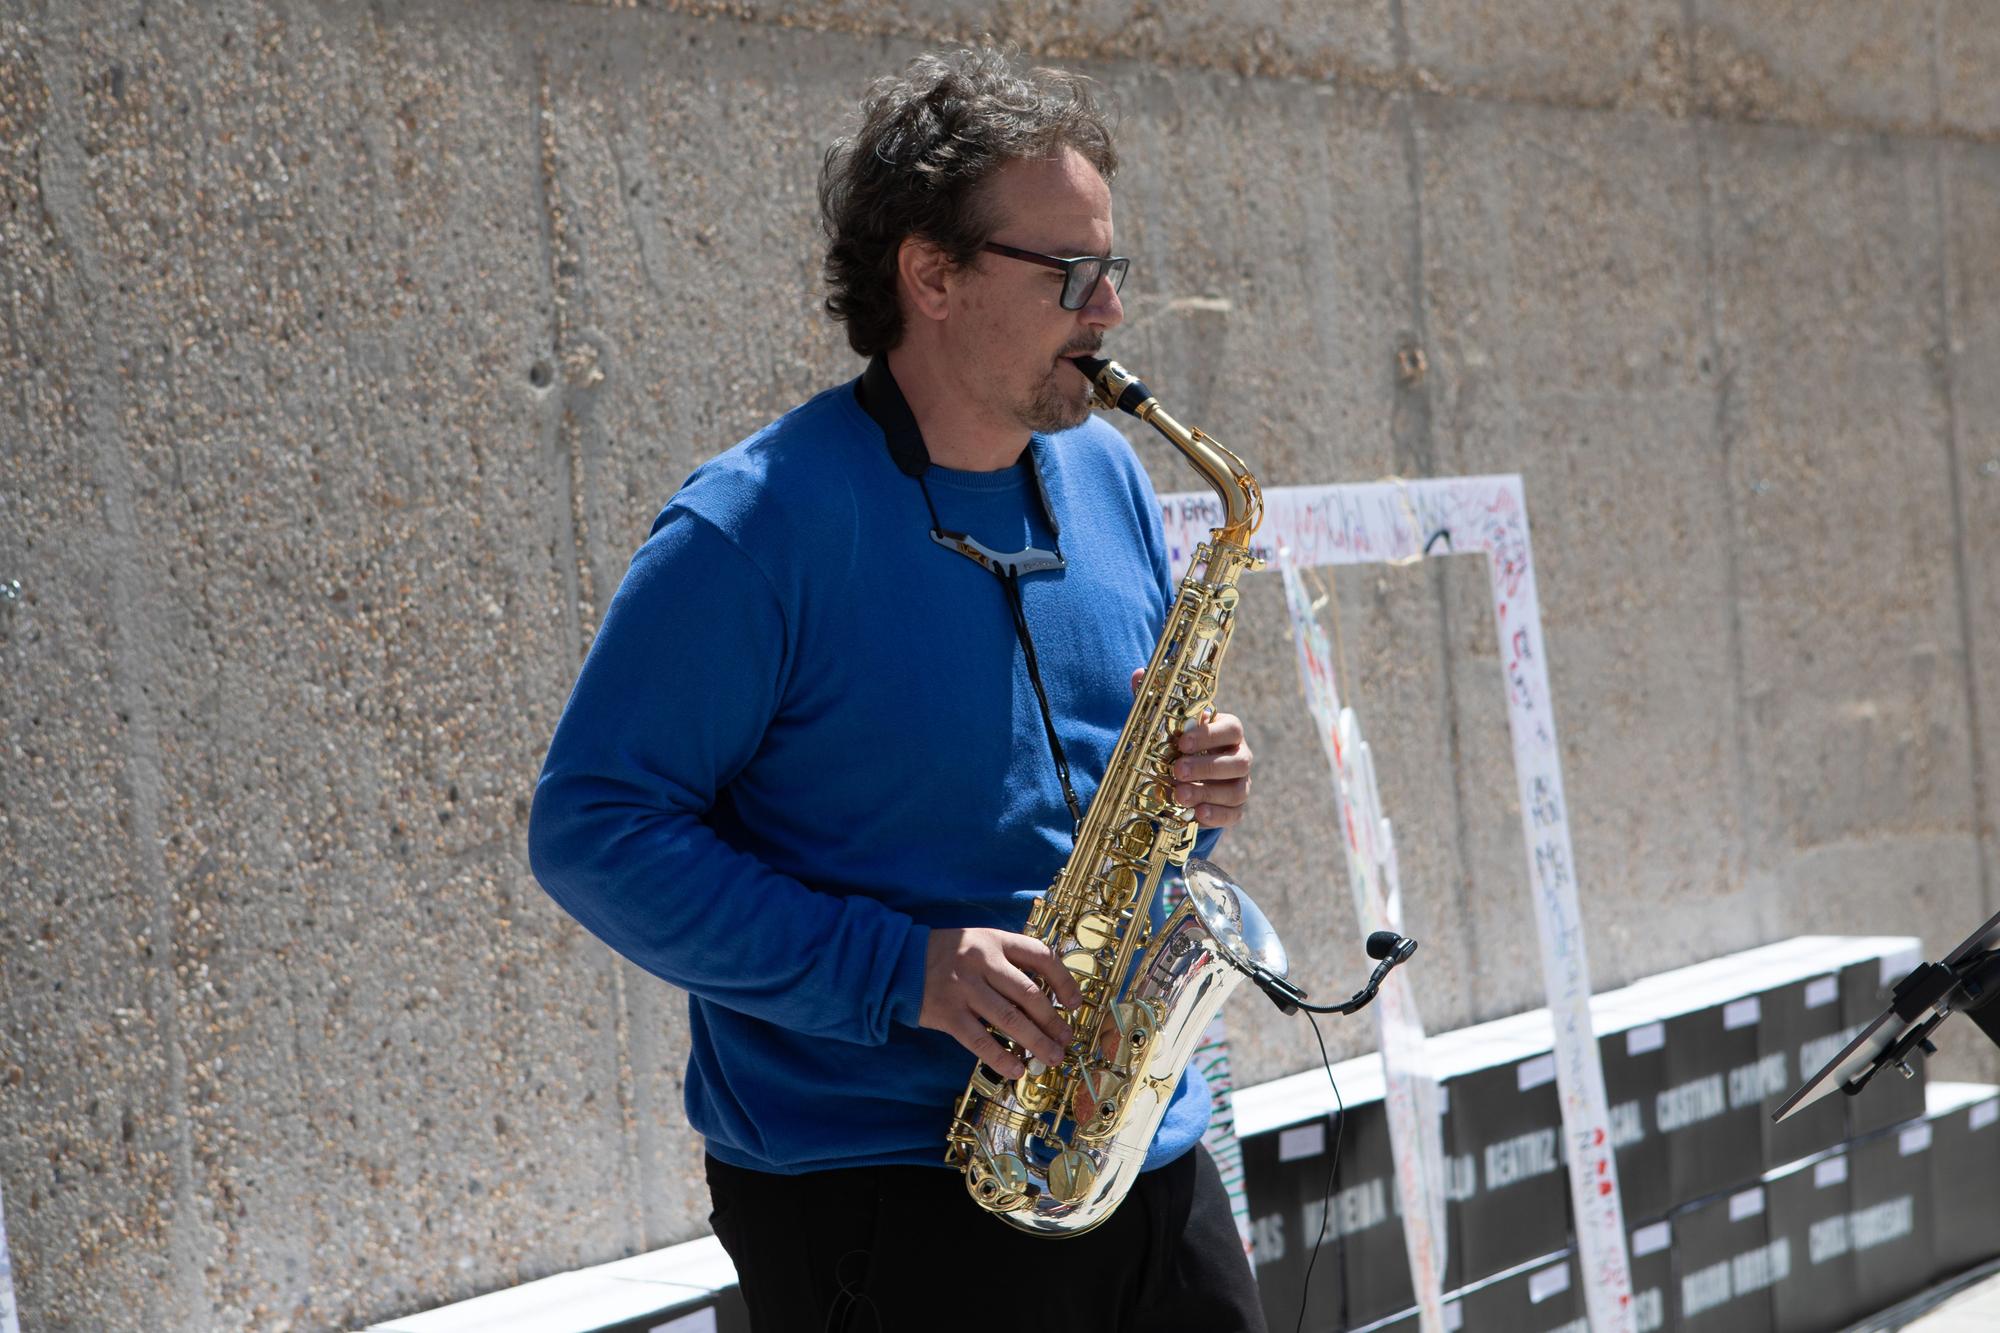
top-left (2, 1), bottom-right (1995, 1327)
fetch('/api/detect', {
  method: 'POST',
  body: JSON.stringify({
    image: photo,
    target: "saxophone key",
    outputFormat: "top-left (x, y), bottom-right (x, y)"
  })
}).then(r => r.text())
top-left (1112, 999), bottom-right (1160, 1057)
top-left (1079, 1066), bottom-right (1127, 1125)
top-left (1015, 1067), bottom-right (1059, 1112)
top-left (1100, 863), bottom-right (1139, 903)
top-left (1113, 819), bottom-right (1153, 860)
top-left (1070, 911), bottom-right (1115, 952)
top-left (967, 1065), bottom-right (1009, 1099)
top-left (970, 1150), bottom-right (1031, 1210)
top-left (1061, 947), bottom-right (1104, 981)
top-left (1048, 1149), bottom-right (1098, 1204)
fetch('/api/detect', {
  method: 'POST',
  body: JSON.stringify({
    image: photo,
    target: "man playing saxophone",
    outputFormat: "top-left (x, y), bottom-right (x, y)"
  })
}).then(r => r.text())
top-left (530, 46), bottom-right (1265, 1332)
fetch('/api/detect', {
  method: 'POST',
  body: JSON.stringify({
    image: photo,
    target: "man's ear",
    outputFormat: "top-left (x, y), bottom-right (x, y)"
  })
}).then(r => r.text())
top-left (896, 235), bottom-right (955, 324)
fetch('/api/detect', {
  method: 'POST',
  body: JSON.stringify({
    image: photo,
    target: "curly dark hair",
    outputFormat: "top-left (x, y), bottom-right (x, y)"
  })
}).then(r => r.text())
top-left (818, 47), bottom-right (1118, 358)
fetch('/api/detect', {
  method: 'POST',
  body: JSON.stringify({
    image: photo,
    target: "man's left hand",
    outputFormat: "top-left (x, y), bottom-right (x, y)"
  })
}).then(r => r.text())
top-left (1130, 667), bottom-right (1253, 830)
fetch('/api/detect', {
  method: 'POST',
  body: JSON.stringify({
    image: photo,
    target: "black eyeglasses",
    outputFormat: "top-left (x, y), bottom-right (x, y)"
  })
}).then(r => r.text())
top-left (981, 242), bottom-right (1130, 311)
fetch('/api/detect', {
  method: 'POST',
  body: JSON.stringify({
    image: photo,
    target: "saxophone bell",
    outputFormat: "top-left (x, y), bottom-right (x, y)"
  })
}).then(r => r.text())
top-left (1178, 857), bottom-right (1289, 982)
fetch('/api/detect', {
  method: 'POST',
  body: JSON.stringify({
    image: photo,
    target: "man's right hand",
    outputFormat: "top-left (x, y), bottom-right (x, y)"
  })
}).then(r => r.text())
top-left (919, 927), bottom-right (1085, 1079)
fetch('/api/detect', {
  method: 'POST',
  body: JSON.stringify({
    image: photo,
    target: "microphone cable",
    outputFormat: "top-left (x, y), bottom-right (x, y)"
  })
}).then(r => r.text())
top-left (1293, 1008), bottom-right (1346, 1333)
top-left (1261, 932), bottom-right (1417, 1333)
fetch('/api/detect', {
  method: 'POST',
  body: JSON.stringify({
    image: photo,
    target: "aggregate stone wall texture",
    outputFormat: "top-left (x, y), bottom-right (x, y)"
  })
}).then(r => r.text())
top-left (1, 0), bottom-right (1996, 1328)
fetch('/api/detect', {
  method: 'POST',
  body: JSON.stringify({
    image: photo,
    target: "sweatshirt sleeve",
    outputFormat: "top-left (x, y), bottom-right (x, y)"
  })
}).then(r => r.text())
top-left (528, 505), bottom-right (929, 1045)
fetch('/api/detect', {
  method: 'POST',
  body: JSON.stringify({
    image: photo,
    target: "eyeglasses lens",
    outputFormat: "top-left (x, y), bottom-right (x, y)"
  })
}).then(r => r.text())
top-left (1062, 257), bottom-right (1129, 311)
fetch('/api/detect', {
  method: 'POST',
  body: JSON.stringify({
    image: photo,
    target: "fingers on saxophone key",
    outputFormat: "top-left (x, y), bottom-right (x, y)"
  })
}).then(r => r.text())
top-left (1179, 773), bottom-right (1252, 808)
top-left (1006, 934), bottom-right (1084, 1011)
top-left (1004, 970), bottom-right (1076, 1051)
top-left (1173, 749), bottom-right (1253, 783)
top-left (963, 1021), bottom-right (1028, 1080)
top-left (973, 995), bottom-right (1060, 1073)
top-left (1193, 802), bottom-right (1245, 829)
top-left (1176, 711), bottom-right (1246, 756)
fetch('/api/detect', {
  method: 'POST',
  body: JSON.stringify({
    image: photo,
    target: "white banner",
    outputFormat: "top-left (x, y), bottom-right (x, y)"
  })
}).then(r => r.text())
top-left (1279, 557), bottom-right (1449, 1333)
top-left (0, 1181), bottom-right (19, 1333)
top-left (1165, 478), bottom-right (1636, 1333)
top-left (1195, 1013), bottom-right (1252, 1252)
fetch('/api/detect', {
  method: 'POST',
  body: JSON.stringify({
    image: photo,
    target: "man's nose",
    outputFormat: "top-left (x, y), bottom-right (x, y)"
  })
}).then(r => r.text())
top-left (1081, 273), bottom-right (1123, 330)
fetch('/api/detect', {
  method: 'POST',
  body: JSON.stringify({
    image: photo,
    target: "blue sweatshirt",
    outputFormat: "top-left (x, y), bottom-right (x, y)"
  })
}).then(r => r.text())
top-left (529, 361), bottom-right (1213, 1175)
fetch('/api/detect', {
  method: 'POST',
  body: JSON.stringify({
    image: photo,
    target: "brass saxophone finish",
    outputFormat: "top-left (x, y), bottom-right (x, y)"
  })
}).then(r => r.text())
top-left (944, 356), bottom-right (1290, 1236)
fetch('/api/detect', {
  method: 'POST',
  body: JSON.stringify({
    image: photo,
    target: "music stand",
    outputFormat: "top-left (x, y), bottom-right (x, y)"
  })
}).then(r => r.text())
top-left (1773, 909), bottom-right (2000, 1124)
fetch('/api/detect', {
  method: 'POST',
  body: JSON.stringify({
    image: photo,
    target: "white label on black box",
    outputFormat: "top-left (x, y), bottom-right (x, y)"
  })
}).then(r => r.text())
top-left (1851, 1197), bottom-right (1915, 1252)
top-left (1815, 1155), bottom-right (1849, 1189)
top-left (1610, 1101), bottom-right (1645, 1149)
top-left (1900, 1123), bottom-right (1933, 1156)
top-left (1445, 1154), bottom-right (1478, 1201)
top-left (1656, 1074), bottom-right (1727, 1131)
top-left (1278, 1122), bottom-right (1326, 1162)
top-left (1486, 1129), bottom-right (1562, 1188)
top-left (1730, 1187), bottom-right (1765, 1221)
top-left (1632, 1221), bottom-right (1672, 1257)
top-left (1627, 1022), bottom-right (1665, 1056)
top-left (1724, 997), bottom-right (1761, 1030)
top-left (1805, 976), bottom-right (1838, 1009)
top-left (1518, 1053), bottom-right (1557, 1092)
top-left (1973, 1100), bottom-right (1999, 1131)
top-left (1728, 1053), bottom-right (1790, 1108)
top-left (1529, 1261), bottom-right (1572, 1304)
top-left (1684, 1261), bottom-right (1732, 1318)
top-left (1443, 1301), bottom-right (1463, 1332)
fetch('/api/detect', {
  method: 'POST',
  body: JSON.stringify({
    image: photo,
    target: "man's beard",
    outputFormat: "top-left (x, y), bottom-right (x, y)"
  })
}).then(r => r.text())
top-left (1018, 354), bottom-right (1097, 433)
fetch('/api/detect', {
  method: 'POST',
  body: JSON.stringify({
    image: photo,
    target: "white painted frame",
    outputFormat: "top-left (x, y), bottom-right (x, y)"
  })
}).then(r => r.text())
top-left (1159, 477), bottom-right (1637, 1333)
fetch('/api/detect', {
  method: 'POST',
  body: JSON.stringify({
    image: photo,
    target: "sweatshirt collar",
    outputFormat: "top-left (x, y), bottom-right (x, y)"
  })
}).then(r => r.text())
top-left (854, 354), bottom-right (1063, 541)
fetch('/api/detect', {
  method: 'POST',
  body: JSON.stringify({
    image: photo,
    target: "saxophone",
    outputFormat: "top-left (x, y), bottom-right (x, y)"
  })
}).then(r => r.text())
top-left (944, 355), bottom-right (1291, 1236)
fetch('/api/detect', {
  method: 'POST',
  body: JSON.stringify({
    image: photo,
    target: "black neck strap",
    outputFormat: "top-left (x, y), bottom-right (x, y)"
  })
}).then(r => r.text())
top-left (855, 357), bottom-right (1084, 834)
top-left (858, 355), bottom-right (1066, 541)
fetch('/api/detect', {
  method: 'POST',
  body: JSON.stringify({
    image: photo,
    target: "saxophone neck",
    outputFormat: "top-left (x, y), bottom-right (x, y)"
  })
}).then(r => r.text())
top-left (1070, 356), bottom-right (1263, 551)
top-left (1141, 407), bottom-right (1263, 553)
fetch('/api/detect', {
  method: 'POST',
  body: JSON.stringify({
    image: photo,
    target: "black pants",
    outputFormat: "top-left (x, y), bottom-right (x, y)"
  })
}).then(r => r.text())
top-left (705, 1144), bottom-right (1269, 1333)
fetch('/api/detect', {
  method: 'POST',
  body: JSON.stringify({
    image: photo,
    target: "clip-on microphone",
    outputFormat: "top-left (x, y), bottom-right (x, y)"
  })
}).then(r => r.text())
top-left (1253, 931), bottom-right (1418, 1017)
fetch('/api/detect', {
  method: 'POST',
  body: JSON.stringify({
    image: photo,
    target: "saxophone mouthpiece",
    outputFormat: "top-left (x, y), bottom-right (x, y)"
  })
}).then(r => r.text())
top-left (1068, 355), bottom-right (1154, 419)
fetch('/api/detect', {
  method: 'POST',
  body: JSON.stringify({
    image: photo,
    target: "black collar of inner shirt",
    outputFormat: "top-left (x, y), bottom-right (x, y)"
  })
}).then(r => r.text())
top-left (854, 354), bottom-right (1063, 544)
